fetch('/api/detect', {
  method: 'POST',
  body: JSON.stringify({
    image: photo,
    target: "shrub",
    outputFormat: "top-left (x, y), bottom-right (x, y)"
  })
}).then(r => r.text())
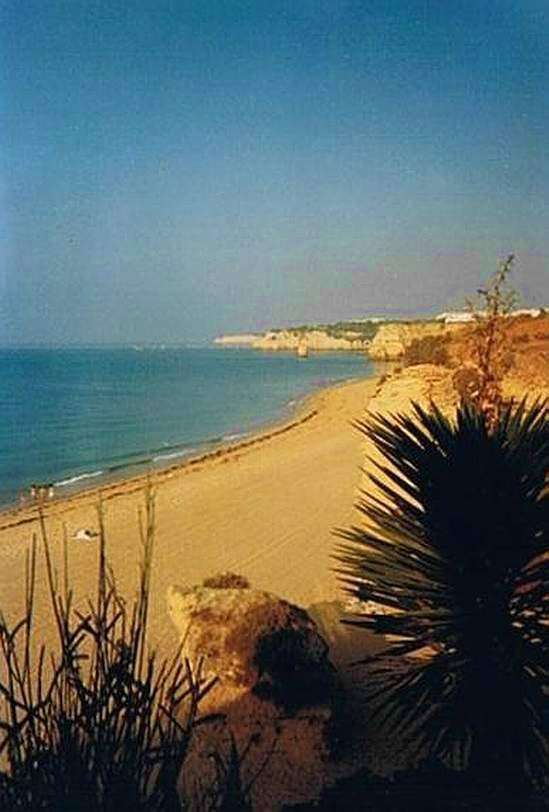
top-left (513, 333), bottom-right (531, 345)
top-left (402, 335), bottom-right (449, 367)
top-left (335, 399), bottom-right (548, 793)
top-left (466, 254), bottom-right (517, 429)
top-left (202, 572), bottom-right (251, 590)
top-left (452, 364), bottom-right (482, 406)
top-left (324, 321), bottom-right (381, 341)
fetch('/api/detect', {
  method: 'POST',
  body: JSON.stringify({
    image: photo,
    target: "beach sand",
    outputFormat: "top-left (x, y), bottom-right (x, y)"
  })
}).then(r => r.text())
top-left (2, 366), bottom-right (496, 802)
top-left (0, 376), bottom-right (380, 659)
top-left (3, 364), bottom-right (538, 807)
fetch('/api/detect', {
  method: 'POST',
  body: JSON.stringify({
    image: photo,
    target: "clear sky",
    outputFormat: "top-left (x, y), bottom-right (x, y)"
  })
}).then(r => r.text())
top-left (1, 1), bottom-right (547, 345)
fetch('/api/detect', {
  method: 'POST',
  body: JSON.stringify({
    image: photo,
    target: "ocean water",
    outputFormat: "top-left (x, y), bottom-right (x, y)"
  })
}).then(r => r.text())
top-left (0, 347), bottom-right (377, 508)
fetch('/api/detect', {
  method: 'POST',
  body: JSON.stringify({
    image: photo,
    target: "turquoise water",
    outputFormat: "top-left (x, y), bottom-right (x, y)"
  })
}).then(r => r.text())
top-left (0, 347), bottom-right (376, 507)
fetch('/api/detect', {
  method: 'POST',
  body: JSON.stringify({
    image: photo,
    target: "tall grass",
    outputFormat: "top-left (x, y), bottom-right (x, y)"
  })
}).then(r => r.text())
top-left (0, 491), bottom-right (221, 811)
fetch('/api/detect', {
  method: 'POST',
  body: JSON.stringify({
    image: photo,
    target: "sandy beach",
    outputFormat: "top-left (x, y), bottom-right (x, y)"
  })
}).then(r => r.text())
top-left (1, 358), bottom-right (545, 808)
top-left (0, 371), bottom-right (425, 807)
top-left (0, 376), bottom-right (380, 659)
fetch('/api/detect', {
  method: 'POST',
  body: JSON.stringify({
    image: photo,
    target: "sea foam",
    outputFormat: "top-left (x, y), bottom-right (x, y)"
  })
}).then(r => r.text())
top-left (55, 470), bottom-right (104, 487)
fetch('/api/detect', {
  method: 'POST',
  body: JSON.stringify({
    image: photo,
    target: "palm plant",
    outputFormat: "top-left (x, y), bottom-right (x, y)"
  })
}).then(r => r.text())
top-left (335, 399), bottom-right (548, 792)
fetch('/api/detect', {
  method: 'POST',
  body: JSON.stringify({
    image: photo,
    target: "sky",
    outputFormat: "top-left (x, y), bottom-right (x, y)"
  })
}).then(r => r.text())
top-left (0, 0), bottom-right (547, 345)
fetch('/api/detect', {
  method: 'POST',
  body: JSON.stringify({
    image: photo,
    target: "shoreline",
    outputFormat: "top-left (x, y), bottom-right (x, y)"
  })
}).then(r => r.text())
top-left (0, 374), bottom-right (370, 534)
top-left (0, 346), bottom-right (376, 512)
top-left (0, 371), bottom-right (388, 806)
top-left (0, 372), bottom-right (381, 659)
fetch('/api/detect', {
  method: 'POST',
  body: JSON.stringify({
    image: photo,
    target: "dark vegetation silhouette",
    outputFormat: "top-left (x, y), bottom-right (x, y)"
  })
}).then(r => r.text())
top-left (461, 254), bottom-right (517, 429)
top-left (335, 401), bottom-right (547, 791)
top-left (333, 259), bottom-right (548, 808)
top-left (0, 492), bottom-right (250, 811)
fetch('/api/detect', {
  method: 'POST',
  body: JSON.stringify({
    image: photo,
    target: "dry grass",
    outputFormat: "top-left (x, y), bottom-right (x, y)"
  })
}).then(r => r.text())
top-left (0, 494), bottom-right (252, 811)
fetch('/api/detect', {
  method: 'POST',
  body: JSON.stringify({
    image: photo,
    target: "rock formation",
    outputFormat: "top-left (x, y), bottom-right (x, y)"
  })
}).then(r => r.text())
top-left (214, 321), bottom-right (468, 357)
top-left (213, 333), bottom-right (260, 346)
top-left (167, 575), bottom-right (343, 810)
top-left (252, 330), bottom-right (369, 352)
top-left (214, 329), bottom-right (370, 352)
top-left (369, 321), bottom-right (466, 360)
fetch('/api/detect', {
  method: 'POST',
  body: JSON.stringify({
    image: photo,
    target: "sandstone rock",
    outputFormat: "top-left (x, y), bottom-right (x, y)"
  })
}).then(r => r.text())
top-left (366, 364), bottom-right (458, 416)
top-left (252, 329), bottom-right (369, 352)
top-left (166, 576), bottom-right (339, 715)
top-left (368, 323), bottom-right (412, 360)
top-left (167, 576), bottom-right (344, 810)
top-left (213, 333), bottom-right (260, 346)
top-left (214, 328), bottom-right (370, 352)
top-left (369, 321), bottom-right (465, 360)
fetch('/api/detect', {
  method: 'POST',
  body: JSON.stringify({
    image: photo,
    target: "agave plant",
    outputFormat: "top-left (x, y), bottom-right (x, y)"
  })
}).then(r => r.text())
top-left (335, 399), bottom-right (548, 791)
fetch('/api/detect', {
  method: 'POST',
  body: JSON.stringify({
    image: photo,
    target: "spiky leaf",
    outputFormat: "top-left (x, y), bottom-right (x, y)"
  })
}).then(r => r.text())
top-left (335, 399), bottom-right (548, 786)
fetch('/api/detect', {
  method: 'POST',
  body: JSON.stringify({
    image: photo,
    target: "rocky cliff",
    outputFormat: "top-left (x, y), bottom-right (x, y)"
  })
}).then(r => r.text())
top-left (253, 329), bottom-right (369, 351)
top-left (368, 321), bottom-right (466, 360)
top-left (215, 321), bottom-right (470, 357)
top-left (213, 333), bottom-right (259, 346)
top-left (215, 329), bottom-right (370, 351)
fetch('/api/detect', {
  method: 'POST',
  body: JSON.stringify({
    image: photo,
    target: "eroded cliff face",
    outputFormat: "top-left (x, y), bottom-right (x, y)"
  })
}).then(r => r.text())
top-left (252, 329), bottom-right (369, 351)
top-left (213, 333), bottom-right (259, 346)
top-left (214, 322), bottom-right (470, 356)
top-left (214, 329), bottom-right (370, 351)
top-left (368, 322), bottom-right (466, 360)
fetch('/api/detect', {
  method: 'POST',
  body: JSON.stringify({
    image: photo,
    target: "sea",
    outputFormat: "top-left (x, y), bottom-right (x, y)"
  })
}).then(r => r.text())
top-left (0, 347), bottom-right (377, 509)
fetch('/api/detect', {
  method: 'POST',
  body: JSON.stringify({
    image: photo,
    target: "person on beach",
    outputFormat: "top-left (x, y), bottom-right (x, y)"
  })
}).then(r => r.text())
top-left (30, 484), bottom-right (37, 500)
top-left (48, 484), bottom-right (54, 499)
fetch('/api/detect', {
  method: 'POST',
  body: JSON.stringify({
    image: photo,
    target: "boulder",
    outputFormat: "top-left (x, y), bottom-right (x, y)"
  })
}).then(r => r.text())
top-left (167, 575), bottom-right (344, 810)
top-left (166, 575), bottom-right (340, 716)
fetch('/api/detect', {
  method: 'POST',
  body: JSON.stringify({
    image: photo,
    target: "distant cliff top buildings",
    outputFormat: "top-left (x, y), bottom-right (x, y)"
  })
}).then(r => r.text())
top-left (436, 308), bottom-right (543, 324)
top-left (435, 312), bottom-right (477, 323)
top-left (346, 317), bottom-right (386, 323)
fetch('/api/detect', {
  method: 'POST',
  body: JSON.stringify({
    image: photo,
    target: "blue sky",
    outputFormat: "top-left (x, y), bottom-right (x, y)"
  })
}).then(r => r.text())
top-left (1, 1), bottom-right (547, 344)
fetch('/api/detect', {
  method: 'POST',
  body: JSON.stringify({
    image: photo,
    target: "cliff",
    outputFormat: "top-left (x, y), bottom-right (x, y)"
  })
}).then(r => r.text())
top-left (368, 321), bottom-right (466, 360)
top-left (213, 334), bottom-right (259, 346)
top-left (252, 329), bottom-right (369, 351)
top-left (215, 328), bottom-right (370, 351)
top-left (214, 321), bottom-right (471, 357)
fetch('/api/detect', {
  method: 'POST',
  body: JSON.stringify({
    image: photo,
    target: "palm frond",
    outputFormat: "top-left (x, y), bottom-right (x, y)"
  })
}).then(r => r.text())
top-left (336, 399), bottom-right (548, 787)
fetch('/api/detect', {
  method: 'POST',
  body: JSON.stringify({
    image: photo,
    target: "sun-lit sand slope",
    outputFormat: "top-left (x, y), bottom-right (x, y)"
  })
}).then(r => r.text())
top-left (0, 377), bottom-right (379, 658)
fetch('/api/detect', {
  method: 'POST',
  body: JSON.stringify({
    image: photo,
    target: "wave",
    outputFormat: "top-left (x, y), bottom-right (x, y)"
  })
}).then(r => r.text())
top-left (152, 448), bottom-right (195, 463)
top-left (55, 470), bottom-right (104, 487)
top-left (222, 432), bottom-right (249, 442)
